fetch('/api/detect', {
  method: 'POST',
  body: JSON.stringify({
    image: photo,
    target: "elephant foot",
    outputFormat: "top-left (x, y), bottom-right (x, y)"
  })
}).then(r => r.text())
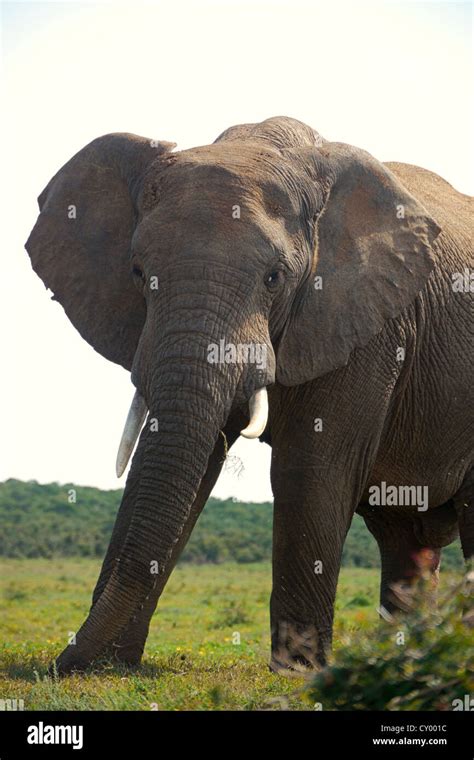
top-left (269, 654), bottom-right (317, 676)
top-left (48, 639), bottom-right (145, 677)
top-left (104, 641), bottom-right (144, 667)
top-left (270, 621), bottom-right (330, 674)
top-left (47, 646), bottom-right (93, 677)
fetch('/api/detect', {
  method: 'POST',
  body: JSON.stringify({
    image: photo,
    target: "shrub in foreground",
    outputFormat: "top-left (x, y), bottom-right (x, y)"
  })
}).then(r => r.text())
top-left (306, 568), bottom-right (474, 711)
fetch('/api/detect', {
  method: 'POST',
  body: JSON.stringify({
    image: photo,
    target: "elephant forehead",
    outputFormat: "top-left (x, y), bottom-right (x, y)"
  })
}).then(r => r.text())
top-left (144, 143), bottom-right (305, 208)
top-left (135, 198), bottom-right (288, 265)
top-left (138, 155), bottom-right (310, 252)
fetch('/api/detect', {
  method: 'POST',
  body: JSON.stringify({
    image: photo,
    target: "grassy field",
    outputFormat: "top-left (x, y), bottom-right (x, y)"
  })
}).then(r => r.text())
top-left (0, 559), bottom-right (382, 710)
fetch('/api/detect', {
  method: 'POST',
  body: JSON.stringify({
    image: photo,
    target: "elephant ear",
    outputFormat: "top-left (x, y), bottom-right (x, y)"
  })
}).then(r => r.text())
top-left (25, 133), bottom-right (176, 370)
top-left (276, 143), bottom-right (441, 385)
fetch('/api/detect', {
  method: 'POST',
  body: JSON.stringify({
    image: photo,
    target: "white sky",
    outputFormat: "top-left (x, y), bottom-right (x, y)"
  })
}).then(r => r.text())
top-left (1, 0), bottom-right (472, 500)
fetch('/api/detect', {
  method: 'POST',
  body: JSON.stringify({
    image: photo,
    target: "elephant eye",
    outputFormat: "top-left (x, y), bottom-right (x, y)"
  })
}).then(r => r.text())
top-left (132, 265), bottom-right (145, 281)
top-left (131, 264), bottom-right (146, 292)
top-left (264, 269), bottom-right (283, 290)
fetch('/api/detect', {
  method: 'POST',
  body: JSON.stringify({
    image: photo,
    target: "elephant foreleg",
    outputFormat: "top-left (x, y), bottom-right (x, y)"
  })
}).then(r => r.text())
top-left (453, 468), bottom-right (474, 565)
top-left (268, 353), bottom-right (400, 671)
top-left (270, 470), bottom-right (354, 671)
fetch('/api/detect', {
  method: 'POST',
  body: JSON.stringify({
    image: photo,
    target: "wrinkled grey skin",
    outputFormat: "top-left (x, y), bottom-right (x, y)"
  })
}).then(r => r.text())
top-left (25, 117), bottom-right (473, 674)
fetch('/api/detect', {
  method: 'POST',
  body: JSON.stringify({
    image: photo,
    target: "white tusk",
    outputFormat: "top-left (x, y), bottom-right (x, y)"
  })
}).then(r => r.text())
top-left (240, 387), bottom-right (268, 439)
top-left (116, 390), bottom-right (148, 477)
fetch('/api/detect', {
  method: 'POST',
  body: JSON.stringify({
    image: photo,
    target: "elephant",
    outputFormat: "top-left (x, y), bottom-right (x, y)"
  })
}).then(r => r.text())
top-left (25, 116), bottom-right (473, 674)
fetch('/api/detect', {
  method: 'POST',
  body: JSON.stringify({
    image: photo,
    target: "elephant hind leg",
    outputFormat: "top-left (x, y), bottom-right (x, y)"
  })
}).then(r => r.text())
top-left (359, 506), bottom-right (441, 615)
top-left (453, 468), bottom-right (474, 563)
top-left (379, 541), bottom-right (441, 616)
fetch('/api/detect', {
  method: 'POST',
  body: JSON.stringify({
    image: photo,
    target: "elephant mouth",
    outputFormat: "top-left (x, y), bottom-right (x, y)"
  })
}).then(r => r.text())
top-left (115, 383), bottom-right (269, 478)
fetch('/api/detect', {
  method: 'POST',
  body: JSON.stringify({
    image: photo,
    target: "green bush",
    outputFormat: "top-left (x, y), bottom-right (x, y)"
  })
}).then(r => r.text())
top-left (306, 571), bottom-right (474, 710)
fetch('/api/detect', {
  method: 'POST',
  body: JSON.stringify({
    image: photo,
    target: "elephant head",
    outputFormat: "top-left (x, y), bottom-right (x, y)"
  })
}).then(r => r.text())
top-left (25, 116), bottom-right (440, 671)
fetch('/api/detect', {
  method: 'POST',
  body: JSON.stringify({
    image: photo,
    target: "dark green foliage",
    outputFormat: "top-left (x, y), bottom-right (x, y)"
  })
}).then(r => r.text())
top-left (306, 573), bottom-right (474, 710)
top-left (0, 479), bottom-right (118, 558)
top-left (0, 479), bottom-right (464, 568)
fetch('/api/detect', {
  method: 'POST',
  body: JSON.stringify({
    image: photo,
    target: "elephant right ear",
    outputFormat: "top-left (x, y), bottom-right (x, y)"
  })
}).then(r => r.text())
top-left (25, 133), bottom-right (176, 370)
top-left (276, 143), bottom-right (441, 385)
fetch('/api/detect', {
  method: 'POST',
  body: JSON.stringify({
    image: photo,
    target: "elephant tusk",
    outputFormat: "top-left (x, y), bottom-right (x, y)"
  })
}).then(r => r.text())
top-left (240, 387), bottom-right (268, 439)
top-left (116, 390), bottom-right (148, 477)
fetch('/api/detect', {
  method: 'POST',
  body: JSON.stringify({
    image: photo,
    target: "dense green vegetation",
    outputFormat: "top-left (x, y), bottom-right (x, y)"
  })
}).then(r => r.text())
top-left (0, 479), bottom-right (464, 568)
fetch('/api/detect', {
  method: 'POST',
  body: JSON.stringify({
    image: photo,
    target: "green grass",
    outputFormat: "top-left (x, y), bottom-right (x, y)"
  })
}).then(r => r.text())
top-left (0, 559), bottom-right (459, 710)
top-left (0, 559), bottom-right (379, 710)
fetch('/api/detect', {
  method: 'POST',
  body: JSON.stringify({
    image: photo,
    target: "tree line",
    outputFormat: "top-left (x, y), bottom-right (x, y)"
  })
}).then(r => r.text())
top-left (0, 479), bottom-right (463, 568)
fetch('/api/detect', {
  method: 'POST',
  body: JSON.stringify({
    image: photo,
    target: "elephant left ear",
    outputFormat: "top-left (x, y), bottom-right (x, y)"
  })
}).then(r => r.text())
top-left (276, 143), bottom-right (441, 385)
top-left (25, 133), bottom-right (176, 371)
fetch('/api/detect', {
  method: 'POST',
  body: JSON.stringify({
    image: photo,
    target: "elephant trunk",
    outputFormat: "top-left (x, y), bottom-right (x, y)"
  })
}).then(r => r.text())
top-left (53, 347), bottom-right (240, 674)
